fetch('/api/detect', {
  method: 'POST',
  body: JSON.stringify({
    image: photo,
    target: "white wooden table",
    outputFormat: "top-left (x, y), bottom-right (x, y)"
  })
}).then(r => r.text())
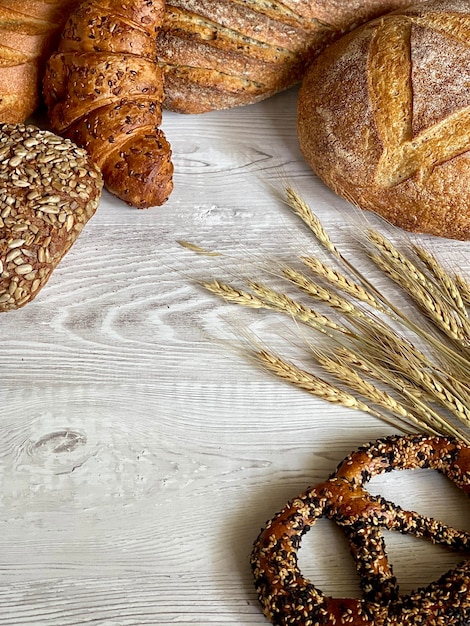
top-left (0, 87), bottom-right (469, 625)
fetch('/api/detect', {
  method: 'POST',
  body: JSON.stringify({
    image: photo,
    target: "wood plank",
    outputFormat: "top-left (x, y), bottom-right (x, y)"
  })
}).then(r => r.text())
top-left (0, 85), bottom-right (468, 624)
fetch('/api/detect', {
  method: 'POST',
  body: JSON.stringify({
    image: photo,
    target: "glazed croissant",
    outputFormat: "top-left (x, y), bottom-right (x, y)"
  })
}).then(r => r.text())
top-left (0, 0), bottom-right (78, 123)
top-left (43, 0), bottom-right (173, 208)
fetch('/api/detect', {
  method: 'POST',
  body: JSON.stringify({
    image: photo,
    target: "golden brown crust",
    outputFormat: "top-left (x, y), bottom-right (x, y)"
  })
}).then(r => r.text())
top-left (59, 3), bottom-right (157, 57)
top-left (156, 0), bottom-right (412, 113)
top-left (251, 434), bottom-right (470, 626)
top-left (101, 130), bottom-right (173, 210)
top-left (160, 68), bottom-right (271, 114)
top-left (0, 0), bottom-right (79, 123)
top-left (63, 100), bottom-right (163, 169)
top-left (43, 0), bottom-right (173, 209)
top-left (297, 0), bottom-right (470, 240)
top-left (44, 52), bottom-right (165, 131)
top-left (0, 123), bottom-right (103, 311)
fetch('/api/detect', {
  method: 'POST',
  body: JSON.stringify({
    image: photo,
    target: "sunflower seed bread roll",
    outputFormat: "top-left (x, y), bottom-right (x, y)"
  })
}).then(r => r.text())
top-left (298, 0), bottom-right (470, 240)
top-left (156, 0), bottom-right (412, 113)
top-left (0, 124), bottom-right (103, 311)
top-left (0, 0), bottom-right (78, 123)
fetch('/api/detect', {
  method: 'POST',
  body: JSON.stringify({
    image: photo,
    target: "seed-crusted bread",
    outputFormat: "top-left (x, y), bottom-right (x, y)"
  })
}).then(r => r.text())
top-left (0, 124), bottom-right (103, 311)
top-left (43, 0), bottom-right (174, 209)
top-left (155, 0), bottom-right (413, 113)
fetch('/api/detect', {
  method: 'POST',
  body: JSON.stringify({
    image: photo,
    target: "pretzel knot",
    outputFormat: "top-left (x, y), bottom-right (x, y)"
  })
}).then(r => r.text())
top-left (251, 435), bottom-right (470, 626)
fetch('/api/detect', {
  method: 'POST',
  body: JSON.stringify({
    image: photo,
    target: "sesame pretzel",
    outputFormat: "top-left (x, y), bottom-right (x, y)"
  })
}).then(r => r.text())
top-left (251, 435), bottom-right (470, 626)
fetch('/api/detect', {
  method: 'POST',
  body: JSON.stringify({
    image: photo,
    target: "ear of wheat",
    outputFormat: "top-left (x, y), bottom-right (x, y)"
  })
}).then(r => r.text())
top-left (193, 187), bottom-right (470, 446)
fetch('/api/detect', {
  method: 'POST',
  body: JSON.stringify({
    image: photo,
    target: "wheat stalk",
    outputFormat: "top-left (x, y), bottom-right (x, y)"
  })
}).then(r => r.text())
top-left (247, 280), bottom-right (351, 336)
top-left (366, 230), bottom-right (470, 339)
top-left (200, 278), bottom-right (349, 338)
top-left (345, 320), bottom-right (470, 431)
top-left (454, 273), bottom-right (470, 306)
top-left (332, 346), bottom-right (428, 400)
top-left (411, 244), bottom-right (468, 317)
top-left (284, 187), bottom-right (339, 256)
top-left (370, 252), bottom-right (470, 347)
top-left (201, 279), bottom-right (265, 309)
top-left (301, 255), bottom-right (381, 310)
top-left (285, 186), bottom-right (470, 368)
top-left (253, 348), bottom-right (391, 420)
top-left (281, 265), bottom-right (369, 320)
top-left (315, 349), bottom-right (470, 441)
top-left (366, 230), bottom-right (435, 293)
top-left (310, 348), bottom-right (433, 434)
top-left (196, 186), bottom-right (470, 443)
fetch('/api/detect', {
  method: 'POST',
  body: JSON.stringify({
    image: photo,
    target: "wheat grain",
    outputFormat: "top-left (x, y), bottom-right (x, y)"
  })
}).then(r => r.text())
top-left (327, 345), bottom-right (469, 442)
top-left (281, 265), bottom-right (368, 319)
top-left (200, 279), bottom-right (265, 309)
top-left (178, 241), bottom-right (221, 256)
top-left (311, 349), bottom-right (425, 432)
top-left (365, 231), bottom-right (470, 349)
top-left (370, 252), bottom-right (469, 345)
top-left (412, 244), bottom-right (467, 317)
top-left (247, 281), bottom-right (350, 335)
top-left (454, 273), bottom-right (470, 306)
top-left (254, 348), bottom-right (386, 417)
top-left (342, 301), bottom-right (470, 433)
top-left (423, 374), bottom-right (470, 428)
top-left (200, 278), bottom-right (349, 337)
top-left (367, 230), bottom-right (434, 292)
top-left (348, 312), bottom-right (430, 373)
top-left (284, 187), bottom-right (339, 255)
top-left (333, 346), bottom-right (428, 400)
top-left (300, 256), bottom-right (381, 309)
top-left (374, 344), bottom-right (470, 428)
top-left (449, 373), bottom-right (470, 400)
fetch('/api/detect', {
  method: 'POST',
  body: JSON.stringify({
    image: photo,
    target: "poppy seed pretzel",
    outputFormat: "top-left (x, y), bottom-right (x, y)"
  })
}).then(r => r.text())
top-left (251, 435), bottom-right (470, 626)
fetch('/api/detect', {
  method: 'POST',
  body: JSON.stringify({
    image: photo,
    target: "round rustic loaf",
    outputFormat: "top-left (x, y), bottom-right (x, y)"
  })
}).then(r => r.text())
top-left (297, 0), bottom-right (470, 240)
top-left (156, 0), bottom-right (412, 113)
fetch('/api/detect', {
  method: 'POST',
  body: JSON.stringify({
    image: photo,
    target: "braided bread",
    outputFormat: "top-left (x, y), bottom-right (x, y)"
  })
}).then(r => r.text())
top-left (252, 435), bottom-right (470, 626)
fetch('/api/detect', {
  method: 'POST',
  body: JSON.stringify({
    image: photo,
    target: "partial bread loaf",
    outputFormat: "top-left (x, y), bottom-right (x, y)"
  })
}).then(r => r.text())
top-left (0, 124), bottom-right (103, 311)
top-left (155, 0), bottom-right (412, 113)
top-left (298, 0), bottom-right (470, 240)
top-left (0, 0), bottom-right (78, 123)
top-left (43, 0), bottom-right (174, 209)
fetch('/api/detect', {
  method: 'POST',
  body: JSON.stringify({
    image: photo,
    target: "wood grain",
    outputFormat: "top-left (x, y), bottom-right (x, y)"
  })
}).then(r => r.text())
top-left (0, 86), bottom-right (469, 624)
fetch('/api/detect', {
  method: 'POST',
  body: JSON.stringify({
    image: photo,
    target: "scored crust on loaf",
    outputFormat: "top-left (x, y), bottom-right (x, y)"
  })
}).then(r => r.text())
top-left (0, 124), bottom-right (103, 311)
top-left (297, 0), bottom-right (470, 240)
top-left (156, 0), bottom-right (413, 113)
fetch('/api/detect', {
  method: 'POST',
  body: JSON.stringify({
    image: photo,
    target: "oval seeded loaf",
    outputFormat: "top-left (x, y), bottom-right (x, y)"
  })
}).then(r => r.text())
top-left (0, 124), bottom-right (103, 311)
top-left (156, 0), bottom-right (412, 113)
top-left (298, 0), bottom-right (470, 240)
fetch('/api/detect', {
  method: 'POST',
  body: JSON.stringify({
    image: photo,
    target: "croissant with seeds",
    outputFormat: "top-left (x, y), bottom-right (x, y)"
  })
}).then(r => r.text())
top-left (43, 0), bottom-right (173, 208)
